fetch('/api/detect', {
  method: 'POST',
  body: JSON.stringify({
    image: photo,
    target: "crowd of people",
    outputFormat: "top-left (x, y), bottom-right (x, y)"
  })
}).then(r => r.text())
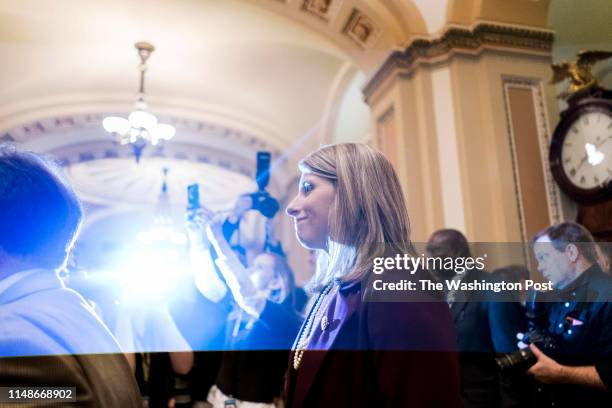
top-left (0, 142), bottom-right (611, 407)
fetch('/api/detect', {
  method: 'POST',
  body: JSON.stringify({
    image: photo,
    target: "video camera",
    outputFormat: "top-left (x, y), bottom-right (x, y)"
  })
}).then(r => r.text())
top-left (247, 151), bottom-right (280, 219)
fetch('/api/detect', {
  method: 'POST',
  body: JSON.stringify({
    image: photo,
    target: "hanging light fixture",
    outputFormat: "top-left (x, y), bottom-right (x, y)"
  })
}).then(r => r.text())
top-left (103, 42), bottom-right (175, 163)
top-left (137, 168), bottom-right (187, 247)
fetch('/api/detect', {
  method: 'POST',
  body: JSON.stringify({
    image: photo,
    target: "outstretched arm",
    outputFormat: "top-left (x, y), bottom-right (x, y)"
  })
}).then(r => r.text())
top-left (186, 211), bottom-right (228, 302)
top-left (205, 220), bottom-right (266, 318)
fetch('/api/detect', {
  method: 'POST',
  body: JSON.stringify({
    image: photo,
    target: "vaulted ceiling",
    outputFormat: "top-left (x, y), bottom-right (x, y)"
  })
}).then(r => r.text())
top-left (0, 0), bottom-right (437, 206)
top-left (0, 0), bottom-right (554, 212)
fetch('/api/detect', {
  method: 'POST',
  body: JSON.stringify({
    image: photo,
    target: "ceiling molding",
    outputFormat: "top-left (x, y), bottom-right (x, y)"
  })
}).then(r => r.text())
top-left (248, 0), bottom-right (418, 73)
top-left (2, 111), bottom-right (292, 205)
top-left (0, 96), bottom-right (286, 149)
top-left (363, 22), bottom-right (555, 104)
top-left (3, 111), bottom-right (281, 154)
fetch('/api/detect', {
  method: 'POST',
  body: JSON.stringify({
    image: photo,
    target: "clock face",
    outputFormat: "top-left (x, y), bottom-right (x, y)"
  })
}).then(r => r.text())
top-left (550, 98), bottom-right (612, 204)
top-left (560, 110), bottom-right (612, 190)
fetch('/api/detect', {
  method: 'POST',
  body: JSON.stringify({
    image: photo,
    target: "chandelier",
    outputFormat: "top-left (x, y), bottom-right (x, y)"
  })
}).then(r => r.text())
top-left (137, 168), bottom-right (187, 247)
top-left (103, 42), bottom-right (175, 163)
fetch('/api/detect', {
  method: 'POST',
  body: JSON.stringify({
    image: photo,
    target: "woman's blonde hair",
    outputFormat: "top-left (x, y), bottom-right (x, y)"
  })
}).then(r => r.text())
top-left (300, 143), bottom-right (414, 290)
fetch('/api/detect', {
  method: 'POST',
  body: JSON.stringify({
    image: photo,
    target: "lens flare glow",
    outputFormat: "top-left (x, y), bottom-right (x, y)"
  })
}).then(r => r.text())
top-left (116, 247), bottom-right (185, 302)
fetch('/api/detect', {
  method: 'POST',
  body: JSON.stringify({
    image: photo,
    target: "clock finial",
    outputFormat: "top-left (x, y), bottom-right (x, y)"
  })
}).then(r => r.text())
top-left (550, 50), bottom-right (612, 99)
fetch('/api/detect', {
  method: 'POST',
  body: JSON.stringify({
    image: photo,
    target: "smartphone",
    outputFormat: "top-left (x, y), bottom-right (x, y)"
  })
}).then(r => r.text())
top-left (187, 183), bottom-right (200, 211)
top-left (255, 151), bottom-right (271, 191)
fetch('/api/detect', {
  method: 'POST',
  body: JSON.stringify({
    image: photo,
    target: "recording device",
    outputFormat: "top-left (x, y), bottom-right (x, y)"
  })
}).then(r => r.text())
top-left (247, 151), bottom-right (280, 218)
top-left (187, 183), bottom-right (200, 219)
top-left (255, 151), bottom-right (271, 191)
top-left (495, 330), bottom-right (558, 372)
top-left (495, 289), bottom-right (558, 372)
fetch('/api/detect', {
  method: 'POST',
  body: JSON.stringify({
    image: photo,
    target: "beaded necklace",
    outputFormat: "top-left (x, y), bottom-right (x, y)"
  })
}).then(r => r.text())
top-left (293, 282), bottom-right (338, 370)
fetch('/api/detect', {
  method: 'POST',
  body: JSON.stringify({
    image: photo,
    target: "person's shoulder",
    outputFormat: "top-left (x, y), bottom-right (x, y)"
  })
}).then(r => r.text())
top-left (0, 301), bottom-right (66, 353)
top-left (3, 287), bottom-right (122, 355)
top-left (585, 266), bottom-right (612, 300)
top-left (0, 329), bottom-right (67, 357)
top-left (28, 286), bottom-right (106, 326)
top-left (591, 267), bottom-right (612, 286)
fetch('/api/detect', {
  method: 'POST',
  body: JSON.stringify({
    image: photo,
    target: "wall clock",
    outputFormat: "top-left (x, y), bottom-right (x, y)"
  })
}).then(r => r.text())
top-left (550, 94), bottom-right (612, 204)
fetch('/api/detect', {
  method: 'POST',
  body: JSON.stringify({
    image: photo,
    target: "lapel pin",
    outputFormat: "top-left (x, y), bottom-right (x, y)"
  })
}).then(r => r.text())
top-left (321, 315), bottom-right (330, 331)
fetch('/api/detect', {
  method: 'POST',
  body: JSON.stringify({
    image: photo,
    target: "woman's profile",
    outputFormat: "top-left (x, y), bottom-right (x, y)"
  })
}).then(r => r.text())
top-left (284, 143), bottom-right (461, 407)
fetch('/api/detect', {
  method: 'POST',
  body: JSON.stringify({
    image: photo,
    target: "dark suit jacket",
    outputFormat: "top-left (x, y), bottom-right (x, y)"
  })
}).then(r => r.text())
top-left (450, 269), bottom-right (496, 354)
top-left (448, 269), bottom-right (499, 407)
top-left (285, 277), bottom-right (461, 408)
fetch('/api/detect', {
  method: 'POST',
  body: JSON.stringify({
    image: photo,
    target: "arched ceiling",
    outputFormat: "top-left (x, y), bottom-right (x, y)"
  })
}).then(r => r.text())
top-left (0, 0), bottom-right (494, 154)
top-left (0, 0), bottom-right (551, 215)
top-left (0, 1), bottom-right (403, 232)
top-left (0, 0), bottom-right (552, 148)
top-left (0, 0), bottom-right (438, 208)
top-left (0, 0), bottom-right (353, 147)
top-left (0, 0), bottom-right (562, 279)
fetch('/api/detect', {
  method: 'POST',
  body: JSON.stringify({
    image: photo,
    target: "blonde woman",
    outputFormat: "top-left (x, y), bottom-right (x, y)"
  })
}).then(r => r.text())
top-left (284, 143), bottom-right (461, 407)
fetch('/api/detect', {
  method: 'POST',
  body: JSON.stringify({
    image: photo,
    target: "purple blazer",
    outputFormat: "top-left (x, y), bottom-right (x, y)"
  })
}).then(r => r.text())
top-left (285, 278), bottom-right (462, 408)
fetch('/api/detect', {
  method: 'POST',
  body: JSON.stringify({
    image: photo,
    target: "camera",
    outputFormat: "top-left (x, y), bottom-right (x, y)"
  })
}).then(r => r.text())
top-left (249, 190), bottom-right (280, 218)
top-left (186, 183), bottom-right (200, 221)
top-left (495, 330), bottom-right (558, 371)
top-left (495, 289), bottom-right (558, 372)
top-left (247, 152), bottom-right (279, 219)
